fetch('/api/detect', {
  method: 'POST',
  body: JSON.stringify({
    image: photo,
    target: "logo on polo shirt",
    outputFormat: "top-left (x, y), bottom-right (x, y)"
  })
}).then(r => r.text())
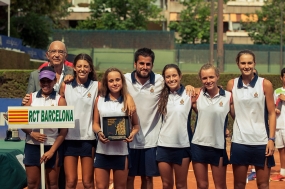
top-left (87, 92), bottom-right (91, 98)
top-left (180, 99), bottom-right (184, 105)
top-left (219, 101), bottom-right (223, 107)
top-left (150, 87), bottom-right (154, 93)
top-left (254, 92), bottom-right (258, 98)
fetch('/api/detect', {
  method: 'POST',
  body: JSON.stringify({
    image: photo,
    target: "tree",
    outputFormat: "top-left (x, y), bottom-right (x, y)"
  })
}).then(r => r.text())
top-left (242, 0), bottom-right (285, 45)
top-left (11, 13), bottom-right (51, 49)
top-left (169, 0), bottom-right (213, 44)
top-left (77, 0), bottom-right (163, 30)
top-left (0, 0), bottom-right (70, 49)
top-left (10, 0), bottom-right (70, 28)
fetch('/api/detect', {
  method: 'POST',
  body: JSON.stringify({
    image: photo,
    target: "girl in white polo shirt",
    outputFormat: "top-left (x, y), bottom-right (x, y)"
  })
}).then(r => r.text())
top-left (93, 67), bottom-right (139, 189)
top-left (227, 50), bottom-right (276, 189)
top-left (59, 54), bottom-right (98, 189)
top-left (156, 64), bottom-right (192, 189)
top-left (22, 66), bottom-right (68, 189)
top-left (191, 64), bottom-right (233, 189)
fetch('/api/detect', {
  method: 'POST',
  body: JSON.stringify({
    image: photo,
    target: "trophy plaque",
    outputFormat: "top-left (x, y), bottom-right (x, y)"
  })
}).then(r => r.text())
top-left (3, 113), bottom-right (21, 141)
top-left (103, 116), bottom-right (130, 141)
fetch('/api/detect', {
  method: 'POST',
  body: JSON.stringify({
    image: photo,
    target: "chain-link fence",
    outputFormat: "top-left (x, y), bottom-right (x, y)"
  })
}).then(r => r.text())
top-left (52, 30), bottom-right (285, 74)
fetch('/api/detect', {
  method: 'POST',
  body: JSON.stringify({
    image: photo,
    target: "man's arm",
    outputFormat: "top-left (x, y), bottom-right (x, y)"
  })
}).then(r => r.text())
top-left (64, 65), bottom-right (74, 76)
top-left (63, 65), bottom-right (74, 84)
top-left (23, 70), bottom-right (38, 105)
top-left (26, 71), bottom-right (37, 94)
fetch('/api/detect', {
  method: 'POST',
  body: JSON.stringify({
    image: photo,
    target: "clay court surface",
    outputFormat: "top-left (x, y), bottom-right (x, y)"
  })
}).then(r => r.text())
top-left (75, 140), bottom-right (284, 189)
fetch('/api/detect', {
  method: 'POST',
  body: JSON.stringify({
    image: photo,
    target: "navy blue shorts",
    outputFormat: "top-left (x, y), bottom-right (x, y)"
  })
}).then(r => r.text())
top-left (128, 148), bottom-right (160, 177)
top-left (191, 143), bottom-right (229, 166)
top-left (230, 142), bottom-right (275, 168)
top-left (64, 140), bottom-right (96, 157)
top-left (94, 153), bottom-right (127, 170)
top-left (156, 146), bottom-right (191, 165)
top-left (23, 143), bottom-right (61, 168)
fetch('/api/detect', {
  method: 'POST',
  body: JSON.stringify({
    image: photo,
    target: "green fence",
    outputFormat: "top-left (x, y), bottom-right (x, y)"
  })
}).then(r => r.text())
top-left (52, 30), bottom-right (285, 74)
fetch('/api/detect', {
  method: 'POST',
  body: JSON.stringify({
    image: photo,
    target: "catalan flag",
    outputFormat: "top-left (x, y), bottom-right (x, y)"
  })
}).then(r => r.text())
top-left (8, 109), bottom-right (29, 124)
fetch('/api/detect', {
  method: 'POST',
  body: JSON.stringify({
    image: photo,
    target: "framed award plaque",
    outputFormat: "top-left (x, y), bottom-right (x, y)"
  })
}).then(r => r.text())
top-left (102, 116), bottom-right (130, 140)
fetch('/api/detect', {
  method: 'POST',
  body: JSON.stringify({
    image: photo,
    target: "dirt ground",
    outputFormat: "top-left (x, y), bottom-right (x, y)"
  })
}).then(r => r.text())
top-left (76, 140), bottom-right (285, 189)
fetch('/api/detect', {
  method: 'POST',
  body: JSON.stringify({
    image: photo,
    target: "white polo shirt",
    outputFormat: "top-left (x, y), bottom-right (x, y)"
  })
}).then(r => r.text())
top-left (192, 88), bottom-right (230, 149)
top-left (64, 79), bottom-right (98, 140)
top-left (232, 75), bottom-right (269, 145)
top-left (274, 87), bottom-right (285, 129)
top-left (26, 90), bottom-right (61, 145)
top-left (158, 86), bottom-right (192, 148)
top-left (96, 95), bottom-right (128, 155)
top-left (125, 71), bottom-right (164, 149)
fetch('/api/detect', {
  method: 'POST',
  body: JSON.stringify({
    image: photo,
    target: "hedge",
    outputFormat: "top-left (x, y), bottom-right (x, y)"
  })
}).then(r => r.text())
top-left (0, 70), bottom-right (282, 134)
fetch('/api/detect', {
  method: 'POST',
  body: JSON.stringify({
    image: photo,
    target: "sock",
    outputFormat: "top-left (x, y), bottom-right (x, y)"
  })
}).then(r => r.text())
top-left (280, 168), bottom-right (285, 176)
top-left (252, 169), bottom-right (256, 173)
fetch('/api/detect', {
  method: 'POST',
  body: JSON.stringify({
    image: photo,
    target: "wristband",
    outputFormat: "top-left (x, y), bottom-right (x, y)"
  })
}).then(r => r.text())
top-left (97, 131), bottom-right (102, 134)
top-left (268, 137), bottom-right (275, 142)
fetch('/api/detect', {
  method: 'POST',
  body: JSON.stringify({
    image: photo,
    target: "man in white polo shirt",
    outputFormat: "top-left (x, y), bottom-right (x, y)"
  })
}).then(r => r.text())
top-left (125, 48), bottom-right (194, 189)
top-left (125, 48), bottom-right (163, 189)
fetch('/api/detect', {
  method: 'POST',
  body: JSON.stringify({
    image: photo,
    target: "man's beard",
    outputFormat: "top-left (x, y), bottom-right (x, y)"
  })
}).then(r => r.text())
top-left (136, 70), bottom-right (150, 78)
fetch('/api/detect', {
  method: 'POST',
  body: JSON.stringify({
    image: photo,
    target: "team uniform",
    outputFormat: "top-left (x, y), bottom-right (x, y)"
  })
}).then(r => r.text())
top-left (23, 89), bottom-right (62, 168)
top-left (230, 74), bottom-right (275, 167)
top-left (156, 85), bottom-right (192, 165)
top-left (274, 87), bottom-right (285, 149)
top-left (94, 95), bottom-right (128, 170)
top-left (191, 88), bottom-right (230, 166)
top-left (125, 71), bottom-right (164, 176)
top-left (64, 79), bottom-right (99, 157)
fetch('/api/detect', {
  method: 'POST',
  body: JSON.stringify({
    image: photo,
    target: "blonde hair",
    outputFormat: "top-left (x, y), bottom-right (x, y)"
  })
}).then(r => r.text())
top-left (198, 64), bottom-right (220, 79)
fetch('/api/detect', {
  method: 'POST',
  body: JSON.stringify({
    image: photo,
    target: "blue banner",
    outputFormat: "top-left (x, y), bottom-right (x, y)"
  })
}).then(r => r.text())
top-left (21, 46), bottom-right (47, 60)
top-left (0, 35), bottom-right (22, 50)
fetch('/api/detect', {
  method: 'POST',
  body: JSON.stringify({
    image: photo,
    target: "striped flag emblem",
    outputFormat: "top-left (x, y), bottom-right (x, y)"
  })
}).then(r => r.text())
top-left (8, 109), bottom-right (29, 124)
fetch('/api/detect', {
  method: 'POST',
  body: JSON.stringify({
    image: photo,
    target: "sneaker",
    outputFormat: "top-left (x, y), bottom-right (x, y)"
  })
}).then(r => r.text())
top-left (270, 174), bottom-right (285, 181)
top-left (247, 171), bottom-right (256, 181)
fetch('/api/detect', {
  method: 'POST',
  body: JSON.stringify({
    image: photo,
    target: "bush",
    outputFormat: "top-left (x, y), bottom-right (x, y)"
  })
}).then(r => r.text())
top-left (0, 70), bottom-right (281, 134)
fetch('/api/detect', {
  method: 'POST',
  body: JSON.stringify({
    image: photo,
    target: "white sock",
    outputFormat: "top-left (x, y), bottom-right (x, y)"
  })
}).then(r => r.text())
top-left (252, 169), bottom-right (256, 173)
top-left (280, 168), bottom-right (285, 176)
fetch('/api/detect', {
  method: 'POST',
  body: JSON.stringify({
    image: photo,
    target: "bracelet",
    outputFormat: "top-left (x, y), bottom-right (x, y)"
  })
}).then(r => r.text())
top-left (97, 131), bottom-right (102, 134)
top-left (268, 137), bottom-right (275, 142)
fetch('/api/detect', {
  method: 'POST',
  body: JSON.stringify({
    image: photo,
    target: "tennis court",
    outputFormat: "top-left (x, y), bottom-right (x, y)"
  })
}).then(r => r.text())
top-left (76, 139), bottom-right (284, 189)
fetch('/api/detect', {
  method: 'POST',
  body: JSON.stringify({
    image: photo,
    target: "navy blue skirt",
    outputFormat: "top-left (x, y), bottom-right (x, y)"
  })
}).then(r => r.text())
top-left (156, 146), bottom-right (191, 165)
top-left (230, 142), bottom-right (275, 167)
top-left (128, 148), bottom-right (160, 177)
top-left (23, 143), bottom-right (61, 168)
top-left (94, 153), bottom-right (127, 170)
top-left (64, 140), bottom-right (96, 157)
top-left (191, 143), bottom-right (229, 166)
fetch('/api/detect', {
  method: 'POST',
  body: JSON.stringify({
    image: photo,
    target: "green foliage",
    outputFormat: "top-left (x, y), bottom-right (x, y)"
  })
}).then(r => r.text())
top-left (0, 71), bottom-right (31, 98)
top-left (242, 0), bottom-right (285, 45)
top-left (0, 0), bottom-right (71, 48)
top-left (0, 70), bottom-right (281, 134)
top-left (10, 0), bottom-right (71, 28)
top-left (77, 0), bottom-right (163, 30)
top-left (169, 0), bottom-right (215, 44)
top-left (11, 13), bottom-right (51, 49)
